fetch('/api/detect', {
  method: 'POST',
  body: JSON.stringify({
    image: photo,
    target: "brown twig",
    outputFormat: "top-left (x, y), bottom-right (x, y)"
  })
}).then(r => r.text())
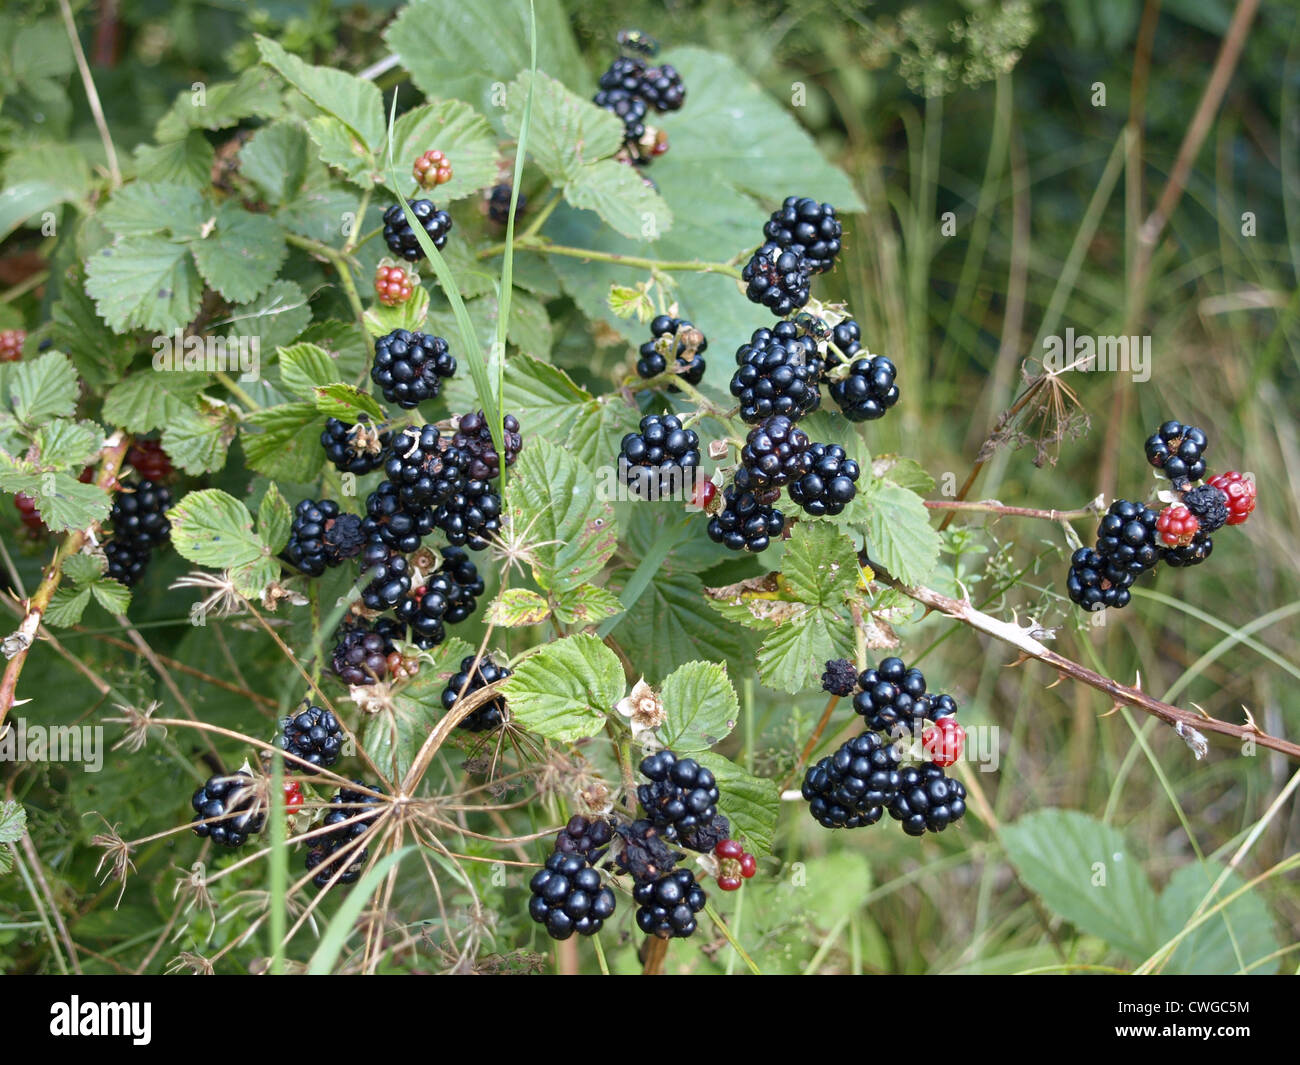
top-left (877, 573), bottom-right (1300, 761)
top-left (0, 433), bottom-right (130, 731)
top-left (923, 499), bottom-right (1097, 522)
top-left (781, 695), bottom-right (840, 791)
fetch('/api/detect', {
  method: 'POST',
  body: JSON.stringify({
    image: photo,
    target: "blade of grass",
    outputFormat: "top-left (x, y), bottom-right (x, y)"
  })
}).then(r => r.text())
top-left (269, 753), bottom-right (287, 975)
top-left (596, 512), bottom-right (694, 638)
top-left (306, 845), bottom-right (417, 974)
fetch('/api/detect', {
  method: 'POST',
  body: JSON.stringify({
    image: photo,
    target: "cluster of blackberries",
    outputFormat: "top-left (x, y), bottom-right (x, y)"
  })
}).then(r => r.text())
top-left (305, 783), bottom-right (384, 889)
top-left (804, 657), bottom-right (968, 836)
top-left (635, 315), bottom-right (706, 386)
top-left (618, 413), bottom-right (701, 500)
top-left (382, 200), bottom-right (452, 262)
top-left (322, 416), bottom-right (390, 475)
top-left (370, 329), bottom-right (456, 410)
top-left (285, 499), bottom-right (365, 577)
top-left (742, 198), bottom-right (842, 316)
top-left (1067, 420), bottom-right (1256, 611)
top-left (278, 702), bottom-right (344, 772)
top-left (440, 653), bottom-right (512, 732)
top-left (191, 772), bottom-right (265, 849)
top-left (104, 478), bottom-right (173, 587)
top-left (593, 49), bottom-right (684, 164)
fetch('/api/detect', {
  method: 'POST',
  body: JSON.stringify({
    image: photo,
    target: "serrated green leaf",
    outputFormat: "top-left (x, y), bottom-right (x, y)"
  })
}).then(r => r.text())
top-left (256, 36), bottom-right (384, 149)
top-left (385, 0), bottom-right (585, 113)
top-left (551, 583), bottom-right (622, 627)
top-left (243, 403), bottom-right (327, 483)
top-left (0, 179), bottom-right (77, 243)
top-left (313, 383), bottom-right (385, 423)
top-left (756, 608), bottom-right (854, 695)
top-left (782, 522), bottom-right (863, 605)
top-left (90, 579), bottom-right (131, 616)
top-left (1002, 810), bottom-right (1159, 961)
top-left (155, 67), bottom-right (282, 140)
top-left (564, 159), bottom-right (674, 241)
top-left (50, 268), bottom-right (138, 391)
top-left (0, 800), bottom-right (28, 845)
top-left (84, 235), bottom-right (204, 334)
top-left (102, 372), bottom-right (208, 433)
top-left (36, 420), bottom-right (101, 469)
top-left (161, 399), bottom-right (238, 475)
top-left (62, 553), bottom-right (105, 585)
top-left (191, 202), bottom-right (287, 304)
top-left (860, 479), bottom-right (941, 586)
top-left (501, 633), bottom-right (624, 742)
top-left (99, 182), bottom-right (206, 239)
top-left (1158, 862), bottom-right (1280, 975)
top-left (659, 661), bottom-right (739, 752)
top-left (4, 143), bottom-right (91, 202)
top-left (508, 438), bottom-right (617, 593)
top-left (234, 281), bottom-right (314, 353)
top-left (26, 471), bottom-right (113, 533)
top-left (695, 753), bottom-right (779, 857)
top-left (305, 115), bottom-right (376, 188)
top-left (505, 72), bottom-right (623, 182)
top-left (257, 483), bottom-right (293, 555)
top-left (231, 556), bottom-right (280, 599)
top-left (566, 398), bottom-right (642, 470)
top-left (871, 454), bottom-right (936, 494)
top-left (8, 351), bottom-right (79, 424)
top-left (485, 587), bottom-right (551, 628)
top-left (239, 122), bottom-right (311, 206)
top-left (168, 489), bottom-right (268, 572)
top-left (277, 343), bottom-right (339, 399)
top-left (614, 569), bottom-right (750, 683)
top-left (45, 585), bottom-right (92, 628)
top-left (133, 134), bottom-right (216, 189)
top-left (500, 353), bottom-right (591, 439)
top-left (388, 100), bottom-right (500, 202)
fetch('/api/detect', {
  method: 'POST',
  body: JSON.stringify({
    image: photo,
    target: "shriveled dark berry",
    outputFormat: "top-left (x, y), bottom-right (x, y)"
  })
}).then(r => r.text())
top-left (821, 658), bottom-right (858, 698)
top-left (1182, 483), bottom-right (1229, 534)
top-left (613, 818), bottom-right (679, 884)
top-left (285, 499), bottom-right (364, 576)
top-left (321, 416), bottom-right (391, 475)
top-left (678, 813), bottom-right (732, 855)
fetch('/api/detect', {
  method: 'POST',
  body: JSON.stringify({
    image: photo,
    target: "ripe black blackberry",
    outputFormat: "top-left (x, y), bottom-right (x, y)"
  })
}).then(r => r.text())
top-left (384, 426), bottom-right (466, 509)
top-left (331, 620), bottom-right (397, 685)
top-left (450, 411), bottom-right (523, 482)
top-left (104, 538), bottom-right (150, 587)
top-left (394, 570), bottom-right (462, 649)
top-left (439, 547), bottom-right (484, 624)
top-left (1182, 483), bottom-right (1229, 534)
top-left (382, 200), bottom-right (452, 261)
top-left (821, 658), bottom-right (858, 698)
top-left (636, 315), bottom-right (707, 385)
top-left (1094, 499), bottom-right (1161, 576)
top-left (618, 413), bottom-right (701, 499)
top-left (853, 657), bottom-right (928, 733)
top-left (528, 851), bottom-right (617, 940)
top-left (706, 485), bottom-right (784, 552)
top-left (278, 703), bottom-right (344, 771)
top-left (441, 654), bottom-right (512, 732)
top-left (593, 86), bottom-right (648, 143)
top-left (554, 815), bottom-right (614, 862)
top-left (1163, 533), bottom-right (1214, 568)
top-left (924, 693), bottom-right (959, 720)
top-left (679, 813), bottom-right (732, 854)
top-left (762, 196), bottom-right (842, 274)
top-left (730, 326), bottom-right (820, 424)
top-left (801, 730), bottom-right (902, 829)
top-left (636, 63), bottom-right (685, 112)
top-left (741, 241), bottom-right (811, 316)
top-left (284, 499), bottom-right (364, 576)
top-left (191, 772), bottom-right (266, 848)
top-left (371, 329), bottom-right (456, 410)
top-left (362, 481), bottom-right (436, 555)
top-left (321, 416), bottom-right (390, 475)
top-left (307, 783), bottom-right (384, 888)
top-left (634, 868), bottom-right (707, 938)
top-left (1066, 546), bottom-right (1135, 611)
top-left (358, 539), bottom-right (412, 610)
top-left (1144, 420), bottom-right (1209, 486)
top-left (636, 750), bottom-right (719, 841)
top-left (487, 183), bottom-right (526, 225)
top-left (433, 478), bottom-right (501, 551)
top-left (788, 442), bottom-right (860, 516)
top-left (598, 54), bottom-right (648, 93)
top-left (830, 354), bottom-right (899, 422)
top-left (109, 479), bottom-right (172, 551)
top-left (734, 414), bottom-right (811, 494)
top-left (888, 763), bottom-right (967, 836)
top-left (613, 818), bottom-right (679, 883)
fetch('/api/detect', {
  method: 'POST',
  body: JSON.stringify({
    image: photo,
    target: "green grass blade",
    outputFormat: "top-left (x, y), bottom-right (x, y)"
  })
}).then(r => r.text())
top-left (306, 845), bottom-right (417, 974)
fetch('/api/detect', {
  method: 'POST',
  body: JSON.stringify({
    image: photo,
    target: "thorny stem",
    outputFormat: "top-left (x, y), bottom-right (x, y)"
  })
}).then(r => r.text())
top-left (477, 235), bottom-right (744, 279)
top-left (923, 499), bottom-right (1098, 522)
top-left (873, 570), bottom-right (1300, 762)
top-left (0, 433), bottom-right (131, 730)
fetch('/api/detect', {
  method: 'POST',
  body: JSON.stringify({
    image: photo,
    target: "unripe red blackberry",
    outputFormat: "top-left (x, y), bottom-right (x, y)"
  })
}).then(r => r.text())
top-left (412, 149), bottom-right (452, 188)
